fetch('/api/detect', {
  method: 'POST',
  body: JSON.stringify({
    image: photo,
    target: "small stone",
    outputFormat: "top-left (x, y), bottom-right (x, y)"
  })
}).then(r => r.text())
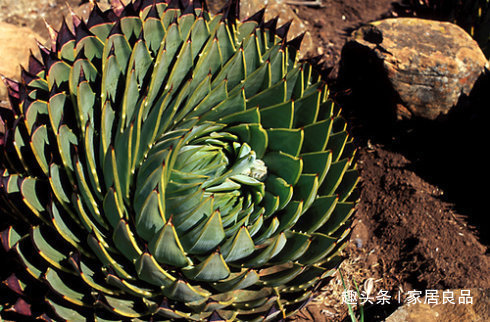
top-left (349, 18), bottom-right (488, 120)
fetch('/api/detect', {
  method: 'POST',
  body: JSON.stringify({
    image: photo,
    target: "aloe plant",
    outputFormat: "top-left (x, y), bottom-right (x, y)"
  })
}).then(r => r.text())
top-left (0, 0), bottom-right (358, 320)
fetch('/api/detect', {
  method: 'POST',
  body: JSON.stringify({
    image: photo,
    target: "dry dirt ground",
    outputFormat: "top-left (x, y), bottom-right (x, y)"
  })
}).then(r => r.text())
top-left (1, 1), bottom-right (489, 321)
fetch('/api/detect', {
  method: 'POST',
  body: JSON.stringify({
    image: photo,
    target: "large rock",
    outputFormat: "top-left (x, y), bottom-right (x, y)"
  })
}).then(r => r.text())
top-left (349, 18), bottom-right (488, 120)
top-left (0, 22), bottom-right (45, 101)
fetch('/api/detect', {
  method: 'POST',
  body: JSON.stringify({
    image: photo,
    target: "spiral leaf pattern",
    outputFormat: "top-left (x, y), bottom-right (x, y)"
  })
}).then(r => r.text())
top-left (0, 0), bottom-right (358, 320)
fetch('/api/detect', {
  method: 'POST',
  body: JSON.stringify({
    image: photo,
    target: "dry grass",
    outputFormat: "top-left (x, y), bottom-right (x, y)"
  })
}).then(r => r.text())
top-left (291, 237), bottom-right (393, 321)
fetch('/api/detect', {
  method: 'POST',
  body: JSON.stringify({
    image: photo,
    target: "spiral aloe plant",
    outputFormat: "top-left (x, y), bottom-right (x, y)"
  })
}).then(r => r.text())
top-left (0, 0), bottom-right (358, 320)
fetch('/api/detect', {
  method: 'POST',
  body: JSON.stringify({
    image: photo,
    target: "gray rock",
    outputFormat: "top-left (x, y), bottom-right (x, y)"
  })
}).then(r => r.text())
top-left (349, 18), bottom-right (488, 120)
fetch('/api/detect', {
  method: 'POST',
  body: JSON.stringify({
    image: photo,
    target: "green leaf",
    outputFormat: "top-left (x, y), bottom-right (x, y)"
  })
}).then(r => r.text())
top-left (266, 128), bottom-right (303, 157)
top-left (336, 169), bottom-right (359, 202)
top-left (259, 101), bottom-right (293, 129)
top-left (101, 54), bottom-right (121, 104)
top-left (276, 200), bottom-right (303, 233)
top-left (269, 47), bottom-right (285, 85)
top-left (106, 274), bottom-right (153, 298)
top-left (47, 92), bottom-right (67, 135)
top-left (135, 190), bottom-right (166, 242)
top-left (265, 175), bottom-right (293, 210)
top-left (263, 151), bottom-right (302, 185)
top-left (87, 233), bottom-right (134, 281)
top-left (253, 216), bottom-right (280, 245)
top-left (182, 251), bottom-right (230, 282)
top-left (76, 81), bottom-right (96, 132)
top-left (14, 241), bottom-right (43, 279)
top-left (25, 100), bottom-right (47, 135)
top-left (301, 151), bottom-right (332, 186)
top-left (30, 125), bottom-right (50, 175)
top-left (89, 20), bottom-right (114, 41)
top-left (190, 16), bottom-right (211, 60)
top-left (20, 177), bottom-right (46, 217)
top-left (120, 16), bottom-right (143, 42)
top-left (192, 37), bottom-right (223, 86)
top-left (143, 16), bottom-right (165, 55)
top-left (102, 188), bottom-right (124, 228)
top-left (185, 80), bottom-right (227, 120)
top-left (212, 269), bottom-right (259, 292)
top-left (260, 263), bottom-right (304, 287)
top-left (293, 174), bottom-right (319, 211)
top-left (172, 193), bottom-right (213, 233)
top-left (74, 159), bottom-right (106, 229)
top-left (320, 158), bottom-right (351, 196)
top-left (243, 233), bottom-right (287, 268)
top-left (0, 226), bottom-right (22, 251)
top-left (200, 89), bottom-right (246, 122)
top-left (166, 279), bottom-right (210, 303)
top-left (216, 21), bottom-right (236, 63)
top-left (149, 219), bottom-right (190, 268)
top-left (270, 231), bottom-right (310, 263)
top-left (293, 195), bottom-right (338, 233)
top-left (75, 33), bottom-right (104, 61)
top-left (293, 90), bottom-right (321, 127)
top-left (44, 268), bottom-right (87, 306)
top-left (102, 295), bottom-right (147, 318)
top-left (243, 31), bottom-right (262, 76)
top-left (180, 210), bottom-right (225, 254)
top-left (57, 125), bottom-right (78, 172)
top-left (166, 38), bottom-right (193, 92)
top-left (221, 226), bottom-right (255, 262)
top-left (113, 219), bottom-right (143, 262)
top-left (69, 256), bottom-right (117, 296)
top-left (47, 60), bottom-right (71, 90)
top-left (327, 131), bottom-right (349, 162)
top-left (47, 299), bottom-right (86, 321)
top-left (32, 226), bottom-right (69, 273)
top-left (298, 233), bottom-right (337, 265)
top-left (49, 202), bottom-right (83, 250)
top-left (135, 253), bottom-right (176, 287)
top-left (246, 79), bottom-right (286, 109)
top-left (318, 202), bottom-right (355, 236)
top-left (145, 23), bottom-right (182, 107)
top-left (301, 118), bottom-right (333, 153)
top-left (218, 106), bottom-right (260, 124)
top-left (104, 31), bottom-right (132, 74)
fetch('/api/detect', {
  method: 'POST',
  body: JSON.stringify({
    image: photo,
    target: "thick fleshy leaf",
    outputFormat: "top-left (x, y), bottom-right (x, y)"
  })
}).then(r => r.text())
top-left (149, 219), bottom-right (190, 267)
top-left (182, 251), bottom-right (230, 282)
top-left (180, 210), bottom-right (225, 254)
top-left (0, 2), bottom-right (358, 321)
top-left (220, 226), bottom-right (255, 262)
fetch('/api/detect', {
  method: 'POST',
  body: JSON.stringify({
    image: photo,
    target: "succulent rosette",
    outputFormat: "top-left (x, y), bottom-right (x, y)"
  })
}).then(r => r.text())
top-left (0, 0), bottom-right (358, 320)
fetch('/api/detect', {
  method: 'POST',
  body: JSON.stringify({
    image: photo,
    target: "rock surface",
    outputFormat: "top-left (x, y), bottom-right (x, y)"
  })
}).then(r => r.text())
top-left (0, 22), bottom-right (45, 100)
top-left (386, 289), bottom-right (490, 322)
top-left (349, 18), bottom-right (488, 120)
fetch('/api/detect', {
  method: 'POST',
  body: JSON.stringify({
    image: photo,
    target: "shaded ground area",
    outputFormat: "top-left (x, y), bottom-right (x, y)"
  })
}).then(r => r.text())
top-left (291, 0), bottom-right (398, 79)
